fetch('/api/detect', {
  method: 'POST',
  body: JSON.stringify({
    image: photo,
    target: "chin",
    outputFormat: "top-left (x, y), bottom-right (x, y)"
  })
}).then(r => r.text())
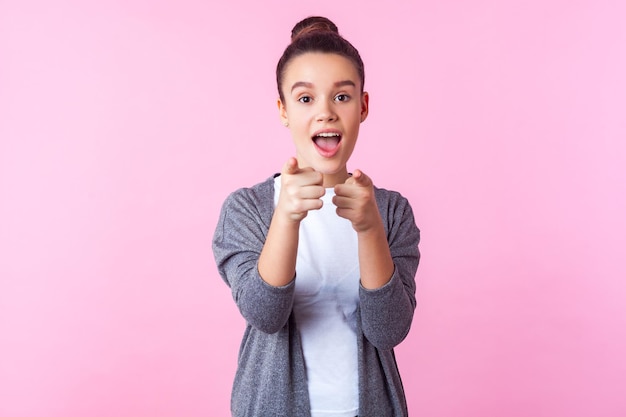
top-left (311, 160), bottom-right (343, 173)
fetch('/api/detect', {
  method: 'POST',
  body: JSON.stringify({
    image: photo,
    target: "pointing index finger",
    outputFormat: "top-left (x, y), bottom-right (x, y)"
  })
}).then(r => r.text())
top-left (283, 157), bottom-right (300, 175)
top-left (351, 169), bottom-right (372, 187)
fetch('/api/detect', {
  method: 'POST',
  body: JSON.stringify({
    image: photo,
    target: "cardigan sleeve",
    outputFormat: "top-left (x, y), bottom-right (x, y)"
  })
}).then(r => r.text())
top-left (212, 185), bottom-right (295, 334)
top-left (359, 190), bottom-right (421, 350)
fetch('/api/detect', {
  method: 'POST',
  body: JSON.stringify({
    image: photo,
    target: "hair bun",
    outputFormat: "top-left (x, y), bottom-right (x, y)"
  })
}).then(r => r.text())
top-left (291, 16), bottom-right (339, 41)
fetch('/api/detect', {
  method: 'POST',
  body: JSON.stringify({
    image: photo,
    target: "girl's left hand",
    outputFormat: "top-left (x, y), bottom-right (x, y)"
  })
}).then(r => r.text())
top-left (333, 169), bottom-right (382, 233)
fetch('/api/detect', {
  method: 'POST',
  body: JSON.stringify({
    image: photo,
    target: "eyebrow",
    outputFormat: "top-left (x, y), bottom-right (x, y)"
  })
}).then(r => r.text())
top-left (290, 80), bottom-right (356, 92)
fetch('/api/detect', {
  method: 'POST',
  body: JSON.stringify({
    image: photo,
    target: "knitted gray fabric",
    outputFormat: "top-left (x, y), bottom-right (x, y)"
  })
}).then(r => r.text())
top-left (213, 175), bottom-right (420, 417)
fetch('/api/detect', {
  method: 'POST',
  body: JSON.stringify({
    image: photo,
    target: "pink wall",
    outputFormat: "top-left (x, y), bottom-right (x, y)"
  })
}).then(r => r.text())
top-left (1, 1), bottom-right (625, 416)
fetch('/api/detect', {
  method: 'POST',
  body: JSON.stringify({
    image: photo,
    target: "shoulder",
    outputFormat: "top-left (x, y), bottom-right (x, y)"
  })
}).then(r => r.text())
top-left (214, 175), bottom-right (278, 243)
top-left (373, 186), bottom-right (412, 213)
top-left (373, 185), bottom-right (419, 238)
top-left (222, 175), bottom-right (277, 211)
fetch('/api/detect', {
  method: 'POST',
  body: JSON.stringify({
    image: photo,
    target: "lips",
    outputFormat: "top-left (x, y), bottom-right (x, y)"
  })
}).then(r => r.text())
top-left (312, 130), bottom-right (342, 158)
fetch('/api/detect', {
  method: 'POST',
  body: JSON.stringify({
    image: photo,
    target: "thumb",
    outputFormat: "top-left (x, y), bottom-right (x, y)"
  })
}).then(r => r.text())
top-left (282, 157), bottom-right (300, 175)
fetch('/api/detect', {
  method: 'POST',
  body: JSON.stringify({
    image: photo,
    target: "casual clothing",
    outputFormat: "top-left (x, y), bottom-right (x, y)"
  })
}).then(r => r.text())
top-left (275, 177), bottom-right (360, 416)
top-left (213, 175), bottom-right (421, 417)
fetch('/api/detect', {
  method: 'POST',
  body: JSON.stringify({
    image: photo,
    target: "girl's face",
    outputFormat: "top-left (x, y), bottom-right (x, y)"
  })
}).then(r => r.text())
top-left (278, 52), bottom-right (369, 187)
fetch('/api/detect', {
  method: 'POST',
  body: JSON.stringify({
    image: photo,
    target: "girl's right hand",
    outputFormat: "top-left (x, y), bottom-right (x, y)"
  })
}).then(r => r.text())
top-left (276, 157), bottom-right (325, 222)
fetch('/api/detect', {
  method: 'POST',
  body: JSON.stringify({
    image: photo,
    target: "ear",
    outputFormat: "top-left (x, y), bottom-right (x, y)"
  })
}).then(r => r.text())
top-left (360, 92), bottom-right (369, 123)
top-left (278, 98), bottom-right (289, 126)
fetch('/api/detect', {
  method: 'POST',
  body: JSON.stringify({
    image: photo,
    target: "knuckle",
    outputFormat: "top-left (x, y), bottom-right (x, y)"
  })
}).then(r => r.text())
top-left (286, 186), bottom-right (299, 198)
top-left (292, 200), bottom-right (303, 212)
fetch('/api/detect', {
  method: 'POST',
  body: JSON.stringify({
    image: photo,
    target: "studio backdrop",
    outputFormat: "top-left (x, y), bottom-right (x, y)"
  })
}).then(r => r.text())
top-left (1, 1), bottom-right (625, 416)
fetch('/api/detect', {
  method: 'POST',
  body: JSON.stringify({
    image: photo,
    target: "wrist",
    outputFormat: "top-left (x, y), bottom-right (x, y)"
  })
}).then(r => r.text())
top-left (356, 221), bottom-right (384, 237)
top-left (273, 206), bottom-right (305, 227)
top-left (354, 209), bottom-right (384, 234)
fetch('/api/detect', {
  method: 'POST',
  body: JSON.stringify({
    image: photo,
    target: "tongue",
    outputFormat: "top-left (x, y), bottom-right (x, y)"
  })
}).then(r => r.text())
top-left (315, 137), bottom-right (340, 151)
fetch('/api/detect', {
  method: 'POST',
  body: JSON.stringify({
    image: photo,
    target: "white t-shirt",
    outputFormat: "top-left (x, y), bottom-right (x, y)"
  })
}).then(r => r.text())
top-left (274, 176), bottom-right (359, 417)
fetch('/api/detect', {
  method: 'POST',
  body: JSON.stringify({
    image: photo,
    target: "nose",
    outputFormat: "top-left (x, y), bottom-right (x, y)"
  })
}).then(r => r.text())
top-left (316, 99), bottom-right (337, 122)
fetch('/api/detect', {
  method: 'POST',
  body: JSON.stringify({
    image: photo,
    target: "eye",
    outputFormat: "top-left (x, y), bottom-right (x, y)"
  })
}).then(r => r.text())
top-left (335, 94), bottom-right (350, 102)
top-left (298, 96), bottom-right (312, 103)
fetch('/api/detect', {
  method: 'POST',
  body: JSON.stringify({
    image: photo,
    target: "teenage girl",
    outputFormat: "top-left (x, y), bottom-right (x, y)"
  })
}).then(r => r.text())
top-left (213, 16), bottom-right (421, 417)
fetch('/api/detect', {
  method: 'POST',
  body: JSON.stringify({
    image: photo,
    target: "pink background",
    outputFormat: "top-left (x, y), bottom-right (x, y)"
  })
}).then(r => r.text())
top-left (1, 0), bottom-right (625, 416)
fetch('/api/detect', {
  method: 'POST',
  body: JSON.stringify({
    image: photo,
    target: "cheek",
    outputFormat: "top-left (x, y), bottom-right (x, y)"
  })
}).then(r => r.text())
top-left (290, 126), bottom-right (311, 142)
top-left (286, 109), bottom-right (305, 123)
top-left (342, 105), bottom-right (362, 119)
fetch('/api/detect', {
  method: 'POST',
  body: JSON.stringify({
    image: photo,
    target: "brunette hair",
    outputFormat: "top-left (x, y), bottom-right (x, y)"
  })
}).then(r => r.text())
top-left (276, 16), bottom-right (365, 101)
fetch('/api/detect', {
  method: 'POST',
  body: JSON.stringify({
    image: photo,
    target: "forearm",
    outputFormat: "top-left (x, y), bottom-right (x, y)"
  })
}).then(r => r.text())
top-left (358, 223), bottom-right (415, 348)
top-left (213, 186), bottom-right (296, 333)
top-left (358, 189), bottom-right (421, 349)
top-left (360, 271), bottom-right (414, 350)
top-left (357, 221), bottom-right (394, 289)
top-left (258, 213), bottom-right (301, 287)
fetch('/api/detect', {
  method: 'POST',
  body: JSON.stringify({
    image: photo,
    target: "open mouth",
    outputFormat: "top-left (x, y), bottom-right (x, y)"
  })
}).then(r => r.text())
top-left (312, 131), bottom-right (342, 157)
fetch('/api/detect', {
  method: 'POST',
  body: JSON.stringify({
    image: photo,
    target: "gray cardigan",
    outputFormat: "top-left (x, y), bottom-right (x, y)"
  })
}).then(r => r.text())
top-left (212, 175), bottom-right (421, 417)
